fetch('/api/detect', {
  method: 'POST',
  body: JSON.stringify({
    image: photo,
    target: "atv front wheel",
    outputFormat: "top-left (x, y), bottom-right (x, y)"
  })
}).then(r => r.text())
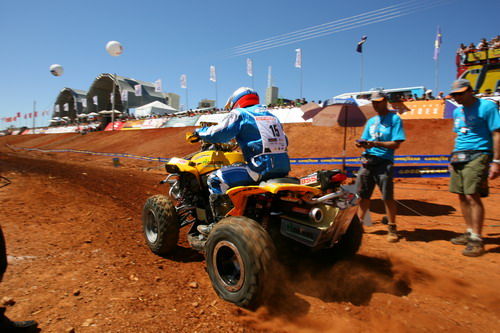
top-left (142, 195), bottom-right (179, 255)
top-left (205, 216), bottom-right (277, 309)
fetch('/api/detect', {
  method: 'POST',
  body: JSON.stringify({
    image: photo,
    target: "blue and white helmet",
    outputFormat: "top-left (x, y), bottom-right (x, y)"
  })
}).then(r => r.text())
top-left (224, 87), bottom-right (260, 110)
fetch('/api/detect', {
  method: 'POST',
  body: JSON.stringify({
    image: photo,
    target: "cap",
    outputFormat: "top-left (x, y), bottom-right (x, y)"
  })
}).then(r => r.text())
top-left (448, 79), bottom-right (471, 96)
top-left (370, 91), bottom-right (387, 102)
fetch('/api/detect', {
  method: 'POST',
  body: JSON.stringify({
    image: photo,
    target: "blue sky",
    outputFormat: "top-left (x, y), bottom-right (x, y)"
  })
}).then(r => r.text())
top-left (0, 0), bottom-right (498, 129)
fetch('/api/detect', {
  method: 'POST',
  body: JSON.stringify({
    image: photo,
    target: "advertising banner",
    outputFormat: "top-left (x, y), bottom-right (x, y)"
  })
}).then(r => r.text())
top-left (104, 121), bottom-right (125, 131)
top-left (163, 115), bottom-right (200, 128)
top-left (392, 100), bottom-right (445, 119)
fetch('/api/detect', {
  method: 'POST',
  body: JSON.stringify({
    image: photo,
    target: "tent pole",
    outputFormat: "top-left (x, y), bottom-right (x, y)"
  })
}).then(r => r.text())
top-left (111, 73), bottom-right (116, 131)
top-left (342, 105), bottom-right (348, 171)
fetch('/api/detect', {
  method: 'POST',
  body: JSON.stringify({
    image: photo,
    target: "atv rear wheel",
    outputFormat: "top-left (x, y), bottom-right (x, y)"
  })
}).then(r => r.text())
top-left (331, 215), bottom-right (363, 258)
top-left (205, 216), bottom-right (277, 309)
top-left (142, 195), bottom-right (179, 255)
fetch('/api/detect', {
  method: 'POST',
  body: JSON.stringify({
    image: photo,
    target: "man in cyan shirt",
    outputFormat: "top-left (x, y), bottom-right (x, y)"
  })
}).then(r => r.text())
top-left (356, 91), bottom-right (406, 242)
top-left (447, 79), bottom-right (500, 257)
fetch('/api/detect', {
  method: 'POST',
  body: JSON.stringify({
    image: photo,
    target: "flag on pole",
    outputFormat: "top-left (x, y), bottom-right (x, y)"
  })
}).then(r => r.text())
top-left (16, 112), bottom-right (21, 118)
top-left (180, 74), bottom-right (187, 89)
top-left (246, 58), bottom-right (253, 77)
top-left (209, 65), bottom-right (216, 82)
top-left (55, 104), bottom-right (60, 113)
top-left (154, 79), bottom-right (162, 92)
top-left (433, 26), bottom-right (442, 61)
top-left (356, 35), bottom-right (367, 53)
top-left (63, 103), bottom-right (69, 111)
top-left (34, 111), bottom-right (38, 117)
top-left (295, 48), bottom-right (302, 68)
top-left (24, 114), bottom-right (27, 119)
top-left (121, 90), bottom-right (128, 102)
top-left (93, 96), bottom-right (98, 105)
top-left (267, 66), bottom-right (272, 88)
top-left (110, 92), bottom-right (115, 104)
top-left (134, 84), bottom-right (142, 96)
top-left (28, 113), bottom-right (32, 119)
top-left (81, 98), bottom-right (87, 107)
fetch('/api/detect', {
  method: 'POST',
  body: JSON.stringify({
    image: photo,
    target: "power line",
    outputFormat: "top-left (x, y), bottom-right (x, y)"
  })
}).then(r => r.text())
top-left (228, 0), bottom-right (451, 57)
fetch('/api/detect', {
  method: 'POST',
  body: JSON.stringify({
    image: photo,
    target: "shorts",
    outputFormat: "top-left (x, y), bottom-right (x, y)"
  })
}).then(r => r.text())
top-left (355, 160), bottom-right (394, 201)
top-left (449, 154), bottom-right (490, 197)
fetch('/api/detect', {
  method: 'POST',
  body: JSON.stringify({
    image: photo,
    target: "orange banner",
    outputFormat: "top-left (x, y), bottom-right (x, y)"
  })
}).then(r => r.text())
top-left (392, 100), bottom-right (445, 119)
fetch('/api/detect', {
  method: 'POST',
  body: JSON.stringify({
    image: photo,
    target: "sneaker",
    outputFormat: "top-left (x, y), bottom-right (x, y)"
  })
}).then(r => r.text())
top-left (197, 224), bottom-right (213, 236)
top-left (387, 224), bottom-right (399, 243)
top-left (462, 239), bottom-right (485, 257)
top-left (450, 232), bottom-right (470, 245)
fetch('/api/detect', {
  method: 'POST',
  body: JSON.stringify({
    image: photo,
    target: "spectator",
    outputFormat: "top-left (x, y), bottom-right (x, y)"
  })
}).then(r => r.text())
top-left (447, 79), bottom-right (500, 257)
top-left (491, 35), bottom-right (500, 49)
top-left (465, 42), bottom-right (476, 52)
top-left (457, 43), bottom-right (467, 64)
top-left (355, 90), bottom-right (406, 242)
top-left (436, 91), bottom-right (445, 100)
top-left (477, 38), bottom-right (489, 51)
top-left (0, 225), bottom-right (39, 331)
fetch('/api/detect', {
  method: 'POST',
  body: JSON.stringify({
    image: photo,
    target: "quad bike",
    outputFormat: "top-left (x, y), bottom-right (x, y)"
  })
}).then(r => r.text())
top-left (142, 132), bottom-right (362, 309)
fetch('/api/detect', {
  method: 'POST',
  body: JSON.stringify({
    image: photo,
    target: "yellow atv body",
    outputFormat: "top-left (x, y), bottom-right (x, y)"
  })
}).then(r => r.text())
top-left (143, 138), bottom-right (361, 309)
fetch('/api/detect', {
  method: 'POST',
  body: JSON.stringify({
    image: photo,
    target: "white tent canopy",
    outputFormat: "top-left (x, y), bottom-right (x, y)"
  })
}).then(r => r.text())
top-left (135, 101), bottom-right (178, 117)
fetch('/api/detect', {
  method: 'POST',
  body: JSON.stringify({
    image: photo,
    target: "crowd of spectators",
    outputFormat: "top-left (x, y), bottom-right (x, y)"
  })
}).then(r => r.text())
top-left (456, 35), bottom-right (500, 65)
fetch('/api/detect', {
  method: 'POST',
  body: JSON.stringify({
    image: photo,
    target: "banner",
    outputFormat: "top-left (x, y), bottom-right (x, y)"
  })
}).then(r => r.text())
top-left (16, 112), bottom-right (21, 118)
top-left (93, 96), bottom-right (98, 105)
top-left (117, 119), bottom-right (168, 131)
top-left (121, 90), bottom-right (128, 102)
top-left (180, 74), bottom-right (187, 89)
top-left (154, 79), bottom-right (162, 92)
top-left (433, 26), bottom-right (442, 61)
top-left (7, 144), bottom-right (453, 179)
top-left (289, 154), bottom-right (450, 165)
top-left (64, 103), bottom-right (69, 111)
top-left (104, 121), bottom-right (125, 131)
top-left (110, 92), bottom-right (115, 104)
top-left (246, 58), bottom-right (253, 77)
top-left (34, 111), bottom-right (38, 117)
top-left (295, 48), bottom-right (302, 68)
top-left (134, 84), bottom-right (142, 96)
top-left (82, 98), bottom-right (87, 107)
top-left (345, 166), bottom-right (449, 178)
top-left (209, 65), bottom-right (216, 82)
top-left (392, 100), bottom-right (445, 119)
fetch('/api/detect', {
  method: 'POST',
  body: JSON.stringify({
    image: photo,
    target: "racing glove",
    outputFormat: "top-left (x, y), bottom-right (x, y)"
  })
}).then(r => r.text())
top-left (186, 131), bottom-right (201, 144)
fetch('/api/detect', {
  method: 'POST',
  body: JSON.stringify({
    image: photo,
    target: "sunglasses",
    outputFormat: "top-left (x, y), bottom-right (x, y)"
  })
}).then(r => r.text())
top-left (450, 91), bottom-right (467, 97)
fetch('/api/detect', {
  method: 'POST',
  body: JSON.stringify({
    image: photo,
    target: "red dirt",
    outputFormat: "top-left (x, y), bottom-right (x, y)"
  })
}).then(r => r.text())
top-left (0, 120), bottom-right (499, 332)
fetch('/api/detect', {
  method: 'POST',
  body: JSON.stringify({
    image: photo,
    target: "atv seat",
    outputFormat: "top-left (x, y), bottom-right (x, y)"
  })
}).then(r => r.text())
top-left (259, 177), bottom-right (300, 186)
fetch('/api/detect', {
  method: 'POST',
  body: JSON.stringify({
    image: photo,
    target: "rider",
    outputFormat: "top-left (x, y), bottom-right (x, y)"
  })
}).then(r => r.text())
top-left (188, 87), bottom-right (291, 221)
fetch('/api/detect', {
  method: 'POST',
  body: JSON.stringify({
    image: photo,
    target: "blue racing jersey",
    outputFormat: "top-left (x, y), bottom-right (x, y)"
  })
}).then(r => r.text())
top-left (453, 98), bottom-right (500, 152)
top-left (197, 104), bottom-right (291, 179)
top-left (361, 112), bottom-right (406, 162)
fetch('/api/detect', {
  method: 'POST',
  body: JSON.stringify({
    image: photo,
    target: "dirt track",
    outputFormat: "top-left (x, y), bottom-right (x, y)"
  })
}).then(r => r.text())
top-left (0, 122), bottom-right (499, 332)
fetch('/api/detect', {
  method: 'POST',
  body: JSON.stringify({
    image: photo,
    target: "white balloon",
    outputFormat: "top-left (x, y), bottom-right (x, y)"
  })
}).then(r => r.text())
top-left (49, 64), bottom-right (64, 76)
top-left (106, 41), bottom-right (123, 56)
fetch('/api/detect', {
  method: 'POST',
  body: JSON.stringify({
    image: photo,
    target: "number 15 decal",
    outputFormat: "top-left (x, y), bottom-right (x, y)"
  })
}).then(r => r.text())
top-left (270, 124), bottom-right (280, 137)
